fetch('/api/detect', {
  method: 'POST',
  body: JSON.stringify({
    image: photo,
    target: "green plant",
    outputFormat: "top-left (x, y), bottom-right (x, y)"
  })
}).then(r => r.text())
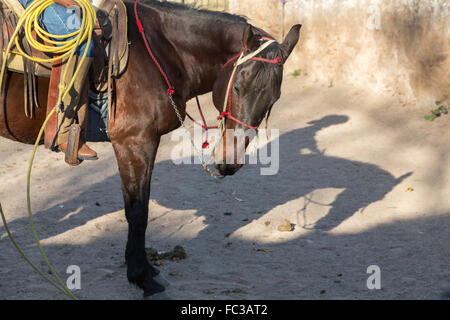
top-left (292, 69), bottom-right (301, 77)
top-left (424, 101), bottom-right (448, 121)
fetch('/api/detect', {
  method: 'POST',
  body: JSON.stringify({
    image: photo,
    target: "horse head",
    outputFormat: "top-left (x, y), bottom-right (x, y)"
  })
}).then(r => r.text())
top-left (212, 24), bottom-right (301, 176)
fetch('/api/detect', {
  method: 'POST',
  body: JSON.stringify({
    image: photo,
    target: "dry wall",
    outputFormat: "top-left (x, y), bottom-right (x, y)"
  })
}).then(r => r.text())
top-left (229, 0), bottom-right (450, 104)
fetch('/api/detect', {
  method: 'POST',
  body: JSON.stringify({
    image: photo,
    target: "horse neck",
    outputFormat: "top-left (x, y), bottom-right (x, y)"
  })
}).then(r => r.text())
top-left (142, 4), bottom-right (246, 98)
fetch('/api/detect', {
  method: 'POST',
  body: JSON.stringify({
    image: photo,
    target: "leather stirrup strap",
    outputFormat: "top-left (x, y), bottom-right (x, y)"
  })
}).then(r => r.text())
top-left (44, 60), bottom-right (62, 149)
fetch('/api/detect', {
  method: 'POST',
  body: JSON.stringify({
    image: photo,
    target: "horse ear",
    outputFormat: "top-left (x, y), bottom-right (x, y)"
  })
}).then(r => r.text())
top-left (281, 24), bottom-right (302, 62)
top-left (242, 25), bottom-right (259, 53)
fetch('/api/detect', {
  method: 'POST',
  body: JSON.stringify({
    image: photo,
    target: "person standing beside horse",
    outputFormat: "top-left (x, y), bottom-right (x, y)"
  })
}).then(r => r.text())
top-left (17, 0), bottom-right (98, 160)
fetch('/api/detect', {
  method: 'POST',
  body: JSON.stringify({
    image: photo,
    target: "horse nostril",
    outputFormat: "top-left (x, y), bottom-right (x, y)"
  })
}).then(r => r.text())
top-left (215, 163), bottom-right (243, 176)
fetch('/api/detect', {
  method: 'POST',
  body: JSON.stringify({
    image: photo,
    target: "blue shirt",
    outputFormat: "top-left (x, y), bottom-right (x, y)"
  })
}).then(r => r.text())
top-left (17, 0), bottom-right (94, 57)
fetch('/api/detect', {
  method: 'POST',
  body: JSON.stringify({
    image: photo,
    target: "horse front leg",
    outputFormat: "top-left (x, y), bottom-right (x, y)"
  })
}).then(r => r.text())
top-left (112, 133), bottom-right (163, 297)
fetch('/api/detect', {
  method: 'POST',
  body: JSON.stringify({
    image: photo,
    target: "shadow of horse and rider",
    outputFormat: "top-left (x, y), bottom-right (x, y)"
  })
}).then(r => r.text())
top-left (151, 114), bottom-right (411, 236)
top-left (1, 114), bottom-right (411, 242)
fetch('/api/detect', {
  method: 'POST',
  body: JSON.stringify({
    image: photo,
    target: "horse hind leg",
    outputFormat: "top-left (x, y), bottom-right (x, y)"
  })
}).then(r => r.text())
top-left (112, 134), bottom-right (165, 297)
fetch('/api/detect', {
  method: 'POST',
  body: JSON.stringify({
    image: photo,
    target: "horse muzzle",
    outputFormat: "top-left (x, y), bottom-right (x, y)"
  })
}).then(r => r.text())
top-left (214, 163), bottom-right (244, 176)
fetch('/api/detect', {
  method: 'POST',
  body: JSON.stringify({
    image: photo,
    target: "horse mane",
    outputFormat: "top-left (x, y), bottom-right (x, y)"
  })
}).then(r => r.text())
top-left (132, 1), bottom-right (281, 95)
top-left (137, 0), bottom-right (248, 24)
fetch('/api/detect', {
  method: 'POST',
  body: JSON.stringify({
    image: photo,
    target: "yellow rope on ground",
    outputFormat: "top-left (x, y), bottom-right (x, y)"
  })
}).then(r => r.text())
top-left (0, 0), bottom-right (96, 300)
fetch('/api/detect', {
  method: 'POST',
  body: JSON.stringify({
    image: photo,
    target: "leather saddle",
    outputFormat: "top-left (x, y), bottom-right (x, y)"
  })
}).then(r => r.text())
top-left (0, 0), bottom-right (128, 160)
top-left (0, 0), bottom-right (128, 102)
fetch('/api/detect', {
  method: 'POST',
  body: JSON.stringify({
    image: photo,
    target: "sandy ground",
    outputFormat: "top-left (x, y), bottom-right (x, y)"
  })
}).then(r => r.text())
top-left (0, 75), bottom-right (449, 300)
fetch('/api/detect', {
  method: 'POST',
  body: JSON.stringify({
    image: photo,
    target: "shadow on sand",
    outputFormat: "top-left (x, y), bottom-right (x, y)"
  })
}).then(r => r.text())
top-left (5, 114), bottom-right (443, 299)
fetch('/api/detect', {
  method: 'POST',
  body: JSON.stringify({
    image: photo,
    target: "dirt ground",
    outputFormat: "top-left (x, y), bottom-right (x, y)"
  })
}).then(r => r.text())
top-left (0, 75), bottom-right (449, 300)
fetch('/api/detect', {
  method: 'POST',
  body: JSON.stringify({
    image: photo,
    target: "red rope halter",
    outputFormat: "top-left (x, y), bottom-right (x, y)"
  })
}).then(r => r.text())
top-left (219, 51), bottom-right (282, 130)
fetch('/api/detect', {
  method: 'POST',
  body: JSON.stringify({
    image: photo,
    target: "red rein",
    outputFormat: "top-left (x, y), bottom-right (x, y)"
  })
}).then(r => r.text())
top-left (134, 0), bottom-right (282, 146)
top-left (134, 0), bottom-right (174, 96)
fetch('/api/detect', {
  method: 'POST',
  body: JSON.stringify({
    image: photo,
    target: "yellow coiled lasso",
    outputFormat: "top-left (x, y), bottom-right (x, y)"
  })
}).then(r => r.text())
top-left (0, 0), bottom-right (96, 300)
top-left (0, 0), bottom-right (96, 103)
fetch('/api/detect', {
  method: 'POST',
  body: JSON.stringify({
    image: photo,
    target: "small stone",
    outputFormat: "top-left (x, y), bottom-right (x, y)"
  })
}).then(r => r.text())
top-left (232, 288), bottom-right (247, 294)
top-left (277, 219), bottom-right (295, 232)
top-left (146, 245), bottom-right (187, 264)
top-left (98, 268), bottom-right (115, 278)
top-left (203, 289), bottom-right (215, 294)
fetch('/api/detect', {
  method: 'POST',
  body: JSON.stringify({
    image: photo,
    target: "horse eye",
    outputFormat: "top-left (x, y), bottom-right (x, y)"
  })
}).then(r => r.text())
top-left (233, 86), bottom-right (240, 96)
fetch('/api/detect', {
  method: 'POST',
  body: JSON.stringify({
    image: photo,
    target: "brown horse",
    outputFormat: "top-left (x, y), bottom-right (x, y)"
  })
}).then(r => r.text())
top-left (0, 0), bottom-right (301, 298)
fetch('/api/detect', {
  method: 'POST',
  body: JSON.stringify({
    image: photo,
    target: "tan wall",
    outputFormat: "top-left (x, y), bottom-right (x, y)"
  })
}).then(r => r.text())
top-left (229, 0), bottom-right (450, 104)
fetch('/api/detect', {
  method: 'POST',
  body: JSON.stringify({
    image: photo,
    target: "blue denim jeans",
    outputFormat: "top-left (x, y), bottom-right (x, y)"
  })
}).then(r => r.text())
top-left (18, 0), bottom-right (94, 57)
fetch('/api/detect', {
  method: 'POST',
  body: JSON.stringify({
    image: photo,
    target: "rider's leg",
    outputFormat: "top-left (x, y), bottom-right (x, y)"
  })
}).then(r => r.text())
top-left (40, 2), bottom-right (97, 159)
top-left (75, 80), bottom-right (89, 140)
top-left (57, 55), bottom-right (97, 160)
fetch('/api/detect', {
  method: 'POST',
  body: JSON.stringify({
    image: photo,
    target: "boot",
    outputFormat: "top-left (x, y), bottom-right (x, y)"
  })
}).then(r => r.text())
top-left (57, 56), bottom-right (98, 160)
top-left (59, 141), bottom-right (98, 160)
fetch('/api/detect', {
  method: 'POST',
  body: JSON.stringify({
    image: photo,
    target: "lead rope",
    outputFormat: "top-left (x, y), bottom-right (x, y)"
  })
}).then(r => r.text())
top-left (167, 94), bottom-right (224, 178)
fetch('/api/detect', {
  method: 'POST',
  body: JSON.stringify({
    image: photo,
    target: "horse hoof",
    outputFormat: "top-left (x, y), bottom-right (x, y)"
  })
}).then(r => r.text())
top-left (143, 279), bottom-right (170, 300)
top-left (150, 265), bottom-right (160, 277)
top-left (143, 291), bottom-right (171, 300)
top-left (440, 288), bottom-right (450, 300)
top-left (143, 278), bottom-right (166, 298)
top-left (153, 273), bottom-right (170, 288)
